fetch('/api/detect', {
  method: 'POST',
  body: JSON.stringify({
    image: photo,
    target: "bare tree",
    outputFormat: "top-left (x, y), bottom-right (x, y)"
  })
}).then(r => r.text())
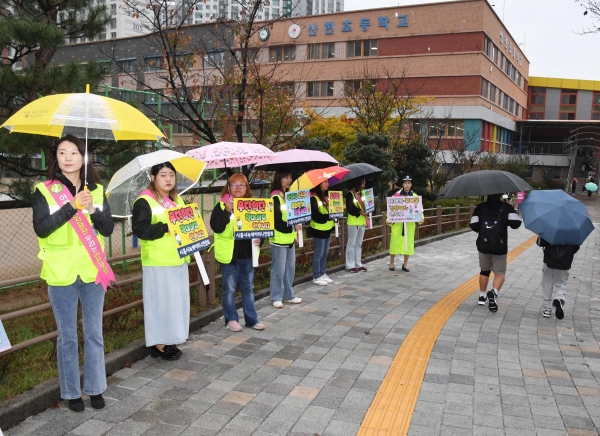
top-left (426, 113), bottom-right (483, 193)
top-left (108, 0), bottom-right (312, 149)
top-left (576, 0), bottom-right (600, 33)
top-left (342, 63), bottom-right (426, 137)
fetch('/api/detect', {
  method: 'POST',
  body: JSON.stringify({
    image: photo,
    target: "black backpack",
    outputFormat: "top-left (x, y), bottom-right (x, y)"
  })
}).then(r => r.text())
top-left (476, 202), bottom-right (509, 255)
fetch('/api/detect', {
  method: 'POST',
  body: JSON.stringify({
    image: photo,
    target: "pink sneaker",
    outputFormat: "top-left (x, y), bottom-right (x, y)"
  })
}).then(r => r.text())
top-left (226, 320), bottom-right (243, 332)
top-left (252, 323), bottom-right (265, 330)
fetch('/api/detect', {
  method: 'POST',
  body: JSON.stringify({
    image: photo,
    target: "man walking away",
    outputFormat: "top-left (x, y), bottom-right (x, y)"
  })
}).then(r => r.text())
top-left (470, 194), bottom-right (522, 312)
top-left (538, 238), bottom-right (579, 319)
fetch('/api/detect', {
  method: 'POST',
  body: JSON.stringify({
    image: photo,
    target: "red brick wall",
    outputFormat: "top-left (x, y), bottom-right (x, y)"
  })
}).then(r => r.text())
top-left (379, 32), bottom-right (484, 57)
top-left (401, 76), bottom-right (482, 96)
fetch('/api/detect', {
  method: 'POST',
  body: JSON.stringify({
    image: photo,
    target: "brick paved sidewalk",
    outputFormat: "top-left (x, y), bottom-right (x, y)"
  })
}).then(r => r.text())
top-left (6, 215), bottom-right (599, 435)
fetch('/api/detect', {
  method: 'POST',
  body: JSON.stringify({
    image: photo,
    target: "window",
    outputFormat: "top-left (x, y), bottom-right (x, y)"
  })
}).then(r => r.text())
top-left (277, 82), bottom-right (295, 96)
top-left (110, 3), bottom-right (116, 14)
top-left (110, 18), bottom-right (116, 29)
top-left (428, 120), bottom-right (464, 138)
top-left (560, 89), bottom-right (577, 120)
top-left (117, 90), bottom-right (135, 101)
top-left (308, 43), bottom-right (335, 60)
top-left (110, 32), bottom-right (116, 38)
top-left (344, 80), bottom-right (362, 92)
top-left (203, 51), bottom-right (224, 68)
top-left (269, 46), bottom-right (296, 62)
top-left (117, 58), bottom-right (136, 73)
top-left (145, 93), bottom-right (159, 104)
top-left (347, 40), bottom-right (377, 57)
top-left (529, 87), bottom-right (546, 119)
top-left (96, 60), bottom-right (111, 75)
top-left (561, 90), bottom-right (577, 105)
top-left (481, 79), bottom-right (489, 100)
top-left (483, 36), bottom-right (522, 88)
top-left (307, 81), bottom-right (334, 97)
top-left (173, 120), bottom-right (194, 134)
top-left (144, 55), bottom-right (163, 72)
top-left (592, 92), bottom-right (600, 120)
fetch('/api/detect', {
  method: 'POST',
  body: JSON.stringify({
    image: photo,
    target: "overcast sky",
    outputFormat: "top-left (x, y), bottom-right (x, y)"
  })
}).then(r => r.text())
top-left (343, 0), bottom-right (600, 81)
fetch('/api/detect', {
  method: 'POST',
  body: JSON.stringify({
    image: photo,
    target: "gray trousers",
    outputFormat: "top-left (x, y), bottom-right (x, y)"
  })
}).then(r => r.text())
top-left (345, 225), bottom-right (365, 269)
top-left (541, 263), bottom-right (569, 310)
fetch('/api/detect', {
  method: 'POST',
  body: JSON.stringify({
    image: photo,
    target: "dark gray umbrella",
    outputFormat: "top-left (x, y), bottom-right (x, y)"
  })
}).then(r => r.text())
top-left (438, 170), bottom-right (533, 198)
top-left (329, 163), bottom-right (382, 188)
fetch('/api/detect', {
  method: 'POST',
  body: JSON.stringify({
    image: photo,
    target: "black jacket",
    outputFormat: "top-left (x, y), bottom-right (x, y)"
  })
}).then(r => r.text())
top-left (33, 173), bottom-right (114, 239)
top-left (538, 237), bottom-right (579, 270)
top-left (470, 198), bottom-right (521, 255)
top-left (132, 198), bottom-right (169, 240)
top-left (346, 191), bottom-right (362, 217)
top-left (309, 195), bottom-right (333, 239)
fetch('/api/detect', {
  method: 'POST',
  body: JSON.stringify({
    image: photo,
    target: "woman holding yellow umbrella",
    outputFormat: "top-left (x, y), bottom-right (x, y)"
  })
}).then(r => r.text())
top-left (3, 85), bottom-right (165, 411)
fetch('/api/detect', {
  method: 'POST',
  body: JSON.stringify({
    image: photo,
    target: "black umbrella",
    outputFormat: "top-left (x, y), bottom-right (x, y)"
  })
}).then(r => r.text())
top-left (329, 163), bottom-right (382, 188)
top-left (438, 170), bottom-right (533, 198)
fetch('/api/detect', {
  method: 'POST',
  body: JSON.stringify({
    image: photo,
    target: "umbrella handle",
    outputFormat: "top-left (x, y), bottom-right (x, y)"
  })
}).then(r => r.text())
top-left (75, 186), bottom-right (88, 210)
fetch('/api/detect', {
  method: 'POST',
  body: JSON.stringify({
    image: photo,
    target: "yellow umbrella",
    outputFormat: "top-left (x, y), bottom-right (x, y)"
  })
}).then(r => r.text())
top-left (1, 85), bottom-right (164, 141)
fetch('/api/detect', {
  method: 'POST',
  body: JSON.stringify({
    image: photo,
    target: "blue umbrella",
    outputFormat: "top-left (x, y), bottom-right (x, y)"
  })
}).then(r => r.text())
top-left (520, 190), bottom-right (594, 245)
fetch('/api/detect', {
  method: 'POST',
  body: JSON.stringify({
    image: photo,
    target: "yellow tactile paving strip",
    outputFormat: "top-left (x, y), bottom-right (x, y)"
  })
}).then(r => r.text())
top-left (358, 236), bottom-right (538, 436)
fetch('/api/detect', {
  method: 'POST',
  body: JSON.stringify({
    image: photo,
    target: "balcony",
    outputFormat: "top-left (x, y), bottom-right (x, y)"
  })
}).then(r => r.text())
top-left (511, 142), bottom-right (569, 156)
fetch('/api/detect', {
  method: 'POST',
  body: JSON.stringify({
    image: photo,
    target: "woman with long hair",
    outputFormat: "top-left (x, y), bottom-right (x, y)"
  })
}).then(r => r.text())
top-left (310, 180), bottom-right (334, 285)
top-left (210, 173), bottom-right (265, 331)
top-left (269, 168), bottom-right (302, 308)
top-left (32, 134), bottom-right (114, 412)
top-left (132, 162), bottom-right (189, 361)
top-left (345, 177), bottom-right (367, 273)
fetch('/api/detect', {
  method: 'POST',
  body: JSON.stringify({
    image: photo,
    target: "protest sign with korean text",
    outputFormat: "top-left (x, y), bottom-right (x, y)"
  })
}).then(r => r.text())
top-left (328, 191), bottom-right (344, 219)
top-left (285, 190), bottom-right (311, 226)
top-left (386, 195), bottom-right (423, 223)
top-left (165, 202), bottom-right (212, 258)
top-left (363, 188), bottom-right (375, 213)
top-left (233, 198), bottom-right (275, 240)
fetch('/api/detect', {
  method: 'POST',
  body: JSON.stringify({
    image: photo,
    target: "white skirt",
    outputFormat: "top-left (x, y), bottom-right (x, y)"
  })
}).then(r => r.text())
top-left (142, 263), bottom-right (190, 347)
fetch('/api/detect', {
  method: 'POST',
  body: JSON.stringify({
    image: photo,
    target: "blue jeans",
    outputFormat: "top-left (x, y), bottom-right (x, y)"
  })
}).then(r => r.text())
top-left (270, 244), bottom-right (296, 302)
top-left (48, 277), bottom-right (106, 400)
top-left (345, 225), bottom-right (365, 269)
top-left (312, 236), bottom-right (331, 279)
top-left (220, 258), bottom-right (259, 327)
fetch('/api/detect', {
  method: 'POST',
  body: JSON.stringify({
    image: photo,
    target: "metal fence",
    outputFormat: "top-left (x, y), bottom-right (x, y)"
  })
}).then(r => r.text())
top-left (0, 190), bottom-right (269, 282)
top-left (0, 204), bottom-right (474, 357)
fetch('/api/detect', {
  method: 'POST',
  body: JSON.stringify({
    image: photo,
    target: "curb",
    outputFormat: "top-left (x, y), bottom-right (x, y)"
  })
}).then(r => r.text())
top-left (0, 228), bottom-right (469, 430)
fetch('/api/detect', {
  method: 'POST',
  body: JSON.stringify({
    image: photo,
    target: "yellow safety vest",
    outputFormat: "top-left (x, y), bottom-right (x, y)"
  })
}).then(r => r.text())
top-left (347, 190), bottom-right (366, 226)
top-left (310, 195), bottom-right (334, 231)
top-left (270, 193), bottom-right (296, 245)
top-left (36, 182), bottom-right (106, 286)
top-left (213, 201), bottom-right (235, 264)
top-left (135, 194), bottom-right (188, 267)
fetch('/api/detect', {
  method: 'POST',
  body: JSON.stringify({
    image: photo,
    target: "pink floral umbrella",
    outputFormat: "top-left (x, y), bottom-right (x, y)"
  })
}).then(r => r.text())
top-left (186, 141), bottom-right (275, 169)
top-left (254, 149), bottom-right (338, 172)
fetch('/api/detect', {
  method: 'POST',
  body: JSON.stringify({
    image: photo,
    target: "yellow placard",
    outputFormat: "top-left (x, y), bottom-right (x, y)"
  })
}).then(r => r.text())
top-left (233, 198), bottom-right (275, 240)
top-left (165, 202), bottom-right (211, 257)
top-left (328, 191), bottom-right (344, 218)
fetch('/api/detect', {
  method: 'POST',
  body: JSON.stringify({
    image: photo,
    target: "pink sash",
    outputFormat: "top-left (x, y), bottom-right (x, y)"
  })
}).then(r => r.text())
top-left (139, 189), bottom-right (177, 209)
top-left (44, 181), bottom-right (116, 291)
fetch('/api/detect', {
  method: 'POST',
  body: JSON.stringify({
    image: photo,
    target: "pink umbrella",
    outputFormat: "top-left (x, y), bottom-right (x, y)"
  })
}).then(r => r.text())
top-left (254, 149), bottom-right (338, 172)
top-left (186, 141), bottom-right (275, 169)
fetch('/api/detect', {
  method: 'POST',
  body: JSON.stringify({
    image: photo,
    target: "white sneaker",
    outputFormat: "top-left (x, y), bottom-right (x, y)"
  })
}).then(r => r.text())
top-left (272, 301), bottom-right (283, 308)
top-left (283, 297), bottom-right (302, 304)
top-left (312, 277), bottom-right (328, 286)
top-left (321, 274), bottom-right (333, 284)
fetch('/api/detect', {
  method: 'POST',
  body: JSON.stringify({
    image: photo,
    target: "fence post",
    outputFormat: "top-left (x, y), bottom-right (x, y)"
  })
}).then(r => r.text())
top-left (339, 218), bottom-right (346, 264)
top-left (455, 205), bottom-right (460, 231)
top-left (381, 212), bottom-right (388, 251)
top-left (436, 206), bottom-right (442, 235)
top-left (206, 236), bottom-right (216, 304)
